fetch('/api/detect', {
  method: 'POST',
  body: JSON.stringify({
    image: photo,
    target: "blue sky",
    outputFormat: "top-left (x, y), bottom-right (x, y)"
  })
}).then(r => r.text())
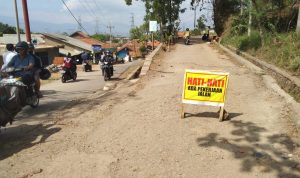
top-left (0, 0), bottom-right (212, 36)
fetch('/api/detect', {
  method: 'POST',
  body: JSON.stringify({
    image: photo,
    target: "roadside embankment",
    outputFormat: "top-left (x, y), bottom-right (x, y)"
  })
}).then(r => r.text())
top-left (216, 42), bottom-right (300, 128)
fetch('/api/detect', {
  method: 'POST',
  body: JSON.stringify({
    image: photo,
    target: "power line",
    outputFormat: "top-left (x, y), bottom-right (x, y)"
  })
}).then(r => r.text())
top-left (83, 0), bottom-right (98, 17)
top-left (78, 0), bottom-right (95, 18)
top-left (61, 0), bottom-right (89, 34)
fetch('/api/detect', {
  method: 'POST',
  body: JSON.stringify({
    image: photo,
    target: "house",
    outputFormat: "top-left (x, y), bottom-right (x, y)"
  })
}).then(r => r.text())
top-left (42, 33), bottom-right (91, 56)
top-left (0, 34), bottom-right (60, 65)
top-left (116, 39), bottom-right (143, 59)
top-left (146, 40), bottom-right (161, 49)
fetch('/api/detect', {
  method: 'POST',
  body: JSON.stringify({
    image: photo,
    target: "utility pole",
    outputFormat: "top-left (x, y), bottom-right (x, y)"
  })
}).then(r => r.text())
top-left (14, 0), bottom-right (21, 42)
top-left (21, 0), bottom-right (31, 42)
top-left (107, 23), bottom-right (114, 47)
top-left (193, 2), bottom-right (199, 29)
top-left (130, 13), bottom-right (135, 29)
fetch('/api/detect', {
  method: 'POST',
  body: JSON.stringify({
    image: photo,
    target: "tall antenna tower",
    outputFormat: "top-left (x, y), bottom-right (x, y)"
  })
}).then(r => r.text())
top-left (130, 13), bottom-right (135, 29)
top-left (78, 16), bottom-right (83, 31)
top-left (107, 22), bottom-right (114, 47)
top-left (95, 17), bottom-right (99, 34)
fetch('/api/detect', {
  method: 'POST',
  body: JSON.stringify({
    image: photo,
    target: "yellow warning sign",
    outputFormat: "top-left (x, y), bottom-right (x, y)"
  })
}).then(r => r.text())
top-left (182, 70), bottom-right (229, 106)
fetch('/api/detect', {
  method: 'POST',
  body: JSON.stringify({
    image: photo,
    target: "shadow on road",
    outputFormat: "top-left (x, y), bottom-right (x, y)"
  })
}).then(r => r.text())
top-left (0, 123), bottom-right (61, 160)
top-left (196, 120), bottom-right (300, 178)
top-left (185, 112), bottom-right (242, 121)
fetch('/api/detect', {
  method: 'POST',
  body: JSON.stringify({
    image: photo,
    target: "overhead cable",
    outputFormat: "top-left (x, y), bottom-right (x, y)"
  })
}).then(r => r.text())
top-left (61, 0), bottom-right (89, 34)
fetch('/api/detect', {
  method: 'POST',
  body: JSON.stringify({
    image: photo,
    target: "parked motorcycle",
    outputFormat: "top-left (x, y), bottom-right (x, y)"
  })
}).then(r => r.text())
top-left (60, 67), bottom-right (77, 83)
top-left (0, 67), bottom-right (39, 127)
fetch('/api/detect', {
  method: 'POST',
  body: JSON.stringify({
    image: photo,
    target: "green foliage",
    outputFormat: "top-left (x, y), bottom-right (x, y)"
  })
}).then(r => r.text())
top-left (130, 25), bottom-right (147, 40)
top-left (0, 22), bottom-right (24, 34)
top-left (230, 15), bottom-right (248, 35)
top-left (222, 31), bottom-right (300, 74)
top-left (238, 31), bottom-right (262, 51)
top-left (139, 45), bottom-right (147, 53)
top-left (214, 0), bottom-right (241, 36)
top-left (197, 14), bottom-right (207, 31)
top-left (125, 0), bottom-right (185, 36)
top-left (112, 39), bottom-right (119, 43)
top-left (92, 34), bottom-right (110, 42)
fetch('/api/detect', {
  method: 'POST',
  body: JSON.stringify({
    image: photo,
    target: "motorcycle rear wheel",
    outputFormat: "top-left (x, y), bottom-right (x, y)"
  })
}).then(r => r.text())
top-left (104, 71), bottom-right (108, 81)
top-left (61, 76), bottom-right (66, 83)
top-left (73, 73), bottom-right (77, 80)
top-left (30, 94), bottom-right (39, 108)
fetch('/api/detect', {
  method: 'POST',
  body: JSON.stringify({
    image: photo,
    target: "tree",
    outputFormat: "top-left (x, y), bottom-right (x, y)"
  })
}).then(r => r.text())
top-left (0, 22), bottom-right (24, 35)
top-left (197, 14), bottom-right (207, 31)
top-left (125, 0), bottom-right (185, 37)
top-left (297, 2), bottom-right (300, 33)
top-left (92, 34), bottom-right (110, 42)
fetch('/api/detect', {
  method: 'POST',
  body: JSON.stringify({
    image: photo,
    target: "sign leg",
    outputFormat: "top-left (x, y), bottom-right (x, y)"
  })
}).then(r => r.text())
top-left (219, 106), bottom-right (224, 122)
top-left (181, 104), bottom-right (185, 119)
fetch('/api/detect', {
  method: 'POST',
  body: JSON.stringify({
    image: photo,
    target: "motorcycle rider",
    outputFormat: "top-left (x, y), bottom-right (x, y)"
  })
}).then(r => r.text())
top-left (63, 53), bottom-right (77, 77)
top-left (81, 52), bottom-right (92, 71)
top-left (28, 43), bottom-right (43, 98)
top-left (184, 28), bottom-right (191, 44)
top-left (6, 41), bottom-right (35, 86)
top-left (100, 50), bottom-right (114, 76)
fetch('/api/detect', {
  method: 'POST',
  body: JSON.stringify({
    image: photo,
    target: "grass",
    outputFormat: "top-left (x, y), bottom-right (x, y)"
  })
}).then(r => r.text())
top-left (221, 32), bottom-right (300, 75)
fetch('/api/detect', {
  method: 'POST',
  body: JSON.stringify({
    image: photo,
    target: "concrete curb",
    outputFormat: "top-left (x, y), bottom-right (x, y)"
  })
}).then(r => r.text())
top-left (224, 45), bottom-right (300, 102)
top-left (215, 42), bottom-right (300, 128)
top-left (140, 43), bottom-right (163, 77)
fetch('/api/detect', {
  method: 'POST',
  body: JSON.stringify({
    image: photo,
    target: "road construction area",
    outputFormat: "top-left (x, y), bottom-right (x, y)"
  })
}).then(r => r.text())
top-left (0, 39), bottom-right (300, 178)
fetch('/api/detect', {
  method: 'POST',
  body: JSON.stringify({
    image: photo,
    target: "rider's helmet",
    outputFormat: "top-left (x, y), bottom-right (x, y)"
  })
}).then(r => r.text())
top-left (15, 41), bottom-right (29, 51)
top-left (28, 43), bottom-right (35, 49)
top-left (39, 68), bottom-right (51, 80)
top-left (186, 28), bottom-right (189, 31)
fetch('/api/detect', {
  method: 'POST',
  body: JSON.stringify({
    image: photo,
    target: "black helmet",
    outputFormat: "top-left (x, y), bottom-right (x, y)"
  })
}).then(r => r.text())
top-left (15, 41), bottom-right (29, 51)
top-left (28, 43), bottom-right (35, 49)
top-left (186, 28), bottom-right (189, 31)
top-left (39, 68), bottom-right (51, 80)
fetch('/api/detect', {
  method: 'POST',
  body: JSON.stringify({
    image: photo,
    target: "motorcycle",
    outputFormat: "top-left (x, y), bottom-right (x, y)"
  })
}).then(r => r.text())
top-left (0, 67), bottom-right (39, 127)
top-left (82, 60), bottom-right (92, 72)
top-left (60, 67), bottom-right (77, 83)
top-left (185, 36), bottom-right (190, 45)
top-left (102, 61), bottom-right (113, 81)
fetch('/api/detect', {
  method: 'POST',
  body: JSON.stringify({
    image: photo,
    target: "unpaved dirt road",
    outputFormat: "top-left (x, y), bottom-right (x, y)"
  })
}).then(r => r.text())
top-left (0, 39), bottom-right (300, 178)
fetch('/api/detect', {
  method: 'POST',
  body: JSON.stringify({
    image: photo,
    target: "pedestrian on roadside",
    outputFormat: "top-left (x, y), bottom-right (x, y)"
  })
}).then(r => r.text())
top-left (1, 43), bottom-right (17, 71)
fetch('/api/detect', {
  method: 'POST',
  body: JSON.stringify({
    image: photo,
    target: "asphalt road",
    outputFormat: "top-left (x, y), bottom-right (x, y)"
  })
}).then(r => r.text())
top-left (12, 60), bottom-right (142, 125)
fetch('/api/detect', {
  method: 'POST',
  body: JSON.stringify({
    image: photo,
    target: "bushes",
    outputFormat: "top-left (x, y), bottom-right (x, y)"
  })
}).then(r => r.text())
top-left (239, 32), bottom-right (262, 51)
top-left (222, 31), bottom-right (300, 74)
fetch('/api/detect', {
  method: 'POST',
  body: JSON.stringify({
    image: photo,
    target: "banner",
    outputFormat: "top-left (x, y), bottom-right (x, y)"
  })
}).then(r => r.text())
top-left (182, 69), bottom-right (229, 107)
